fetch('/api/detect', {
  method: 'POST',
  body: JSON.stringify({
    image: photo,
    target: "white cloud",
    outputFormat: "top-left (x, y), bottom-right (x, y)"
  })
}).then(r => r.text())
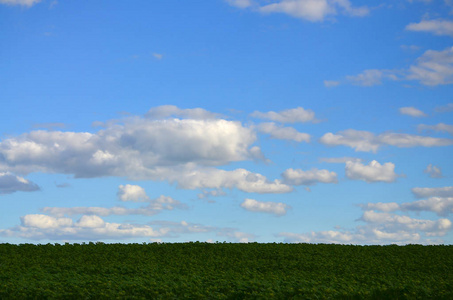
top-left (346, 69), bottom-right (398, 86)
top-left (412, 186), bottom-right (453, 198)
top-left (21, 214), bottom-right (73, 229)
top-left (320, 129), bottom-right (453, 152)
top-left (0, 0), bottom-right (41, 6)
top-left (1, 213), bottom-right (255, 242)
top-left (407, 47), bottom-right (453, 86)
top-left (0, 110), bottom-right (279, 193)
top-left (340, 47), bottom-right (453, 87)
top-left (257, 122), bottom-right (310, 142)
top-left (359, 202), bottom-right (400, 212)
top-left (361, 194), bottom-right (453, 216)
top-left (165, 167), bottom-right (293, 193)
top-left (1, 215), bottom-right (188, 241)
top-left (145, 105), bottom-right (220, 120)
top-left (76, 215), bottom-right (105, 228)
top-left (257, 0), bottom-right (368, 22)
top-left (320, 130), bottom-right (380, 152)
top-left (406, 19), bottom-right (453, 37)
top-left (419, 123), bottom-right (453, 135)
top-left (279, 210), bottom-right (451, 244)
top-left (216, 229), bottom-right (255, 243)
top-left (0, 172), bottom-right (40, 195)
top-left (378, 132), bottom-right (453, 148)
top-left (259, 0), bottom-right (336, 22)
top-left (424, 164), bottom-right (443, 178)
top-left (319, 157), bottom-right (362, 163)
top-left (42, 194), bottom-right (185, 217)
top-left (345, 160), bottom-right (398, 183)
top-left (152, 53), bottom-right (163, 60)
top-left (226, 0), bottom-right (254, 8)
top-left (282, 168), bottom-right (338, 185)
top-left (117, 184), bottom-right (149, 202)
top-left (278, 228), bottom-right (422, 244)
top-left (361, 210), bottom-right (451, 236)
top-left (402, 197), bottom-right (453, 216)
top-left (399, 106), bottom-right (427, 117)
top-left (250, 107), bottom-right (317, 123)
top-left (241, 198), bottom-right (290, 216)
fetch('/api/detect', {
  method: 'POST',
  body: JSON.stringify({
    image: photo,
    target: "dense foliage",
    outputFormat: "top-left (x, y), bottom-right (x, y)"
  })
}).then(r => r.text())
top-left (0, 242), bottom-right (452, 299)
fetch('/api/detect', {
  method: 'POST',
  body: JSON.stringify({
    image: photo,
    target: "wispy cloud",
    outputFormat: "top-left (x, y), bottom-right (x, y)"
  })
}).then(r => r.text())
top-left (329, 47), bottom-right (453, 87)
top-left (320, 129), bottom-right (453, 152)
top-left (282, 168), bottom-right (338, 186)
top-left (0, 0), bottom-right (41, 6)
top-left (424, 164), bottom-right (443, 178)
top-left (406, 19), bottom-right (453, 37)
top-left (256, 122), bottom-right (310, 142)
top-left (399, 106), bottom-right (427, 117)
top-left (418, 123), bottom-right (453, 135)
top-left (251, 107), bottom-right (317, 123)
top-left (241, 198), bottom-right (290, 216)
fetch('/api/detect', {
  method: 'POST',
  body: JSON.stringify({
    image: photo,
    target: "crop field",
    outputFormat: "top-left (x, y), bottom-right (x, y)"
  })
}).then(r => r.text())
top-left (0, 242), bottom-right (452, 299)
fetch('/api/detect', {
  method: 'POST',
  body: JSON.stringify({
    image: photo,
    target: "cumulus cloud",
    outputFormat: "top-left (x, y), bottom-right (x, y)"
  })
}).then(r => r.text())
top-left (424, 164), bottom-right (443, 178)
top-left (117, 184), bottom-right (150, 202)
top-left (0, 0), bottom-right (41, 6)
top-left (0, 214), bottom-right (254, 242)
top-left (360, 191), bottom-right (453, 217)
top-left (412, 186), bottom-right (453, 198)
top-left (0, 214), bottom-right (165, 240)
top-left (257, 0), bottom-right (368, 22)
top-left (165, 167), bottom-right (293, 193)
top-left (240, 198), bottom-right (290, 216)
top-left (345, 160), bottom-right (398, 183)
top-left (280, 183), bottom-right (453, 244)
top-left (406, 19), bottom-right (453, 37)
top-left (399, 106), bottom-right (427, 117)
top-left (361, 210), bottom-right (451, 236)
top-left (418, 123), bottom-right (453, 135)
top-left (402, 197), bottom-right (453, 216)
top-left (250, 107), bottom-right (317, 123)
top-left (21, 214), bottom-right (73, 229)
top-left (282, 168), bottom-right (338, 185)
top-left (278, 228), bottom-right (422, 244)
top-left (279, 210), bottom-right (451, 244)
top-left (320, 129), bottom-right (453, 152)
top-left (339, 47), bottom-right (453, 87)
top-left (0, 172), bottom-right (40, 195)
top-left (256, 122), bottom-right (310, 142)
top-left (0, 108), bottom-right (291, 193)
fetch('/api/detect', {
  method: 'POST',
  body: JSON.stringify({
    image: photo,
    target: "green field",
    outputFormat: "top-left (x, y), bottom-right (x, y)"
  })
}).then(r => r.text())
top-left (0, 242), bottom-right (451, 299)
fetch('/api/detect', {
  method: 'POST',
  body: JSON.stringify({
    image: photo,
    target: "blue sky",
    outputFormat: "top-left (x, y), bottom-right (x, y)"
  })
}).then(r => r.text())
top-left (1, 0), bottom-right (452, 244)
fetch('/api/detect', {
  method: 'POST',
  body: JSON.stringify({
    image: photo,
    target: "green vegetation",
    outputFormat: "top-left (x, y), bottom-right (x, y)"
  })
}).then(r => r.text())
top-left (0, 242), bottom-right (452, 299)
